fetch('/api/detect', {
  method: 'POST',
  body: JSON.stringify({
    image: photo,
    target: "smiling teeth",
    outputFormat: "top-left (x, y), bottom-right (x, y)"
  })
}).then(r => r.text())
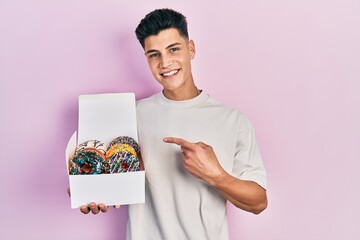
top-left (163, 70), bottom-right (178, 77)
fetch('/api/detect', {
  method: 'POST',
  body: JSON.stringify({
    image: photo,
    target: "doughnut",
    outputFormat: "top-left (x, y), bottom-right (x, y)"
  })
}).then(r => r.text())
top-left (108, 136), bottom-right (141, 157)
top-left (75, 140), bottom-right (106, 155)
top-left (68, 137), bottom-right (141, 175)
top-left (69, 140), bottom-right (107, 175)
top-left (106, 142), bottom-right (140, 173)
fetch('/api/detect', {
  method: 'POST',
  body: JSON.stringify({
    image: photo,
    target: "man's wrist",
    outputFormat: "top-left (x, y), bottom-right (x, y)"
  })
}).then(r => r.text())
top-left (207, 168), bottom-right (230, 188)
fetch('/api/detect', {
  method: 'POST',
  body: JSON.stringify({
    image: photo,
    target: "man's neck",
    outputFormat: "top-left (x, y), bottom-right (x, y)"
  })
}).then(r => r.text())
top-left (163, 85), bottom-right (200, 101)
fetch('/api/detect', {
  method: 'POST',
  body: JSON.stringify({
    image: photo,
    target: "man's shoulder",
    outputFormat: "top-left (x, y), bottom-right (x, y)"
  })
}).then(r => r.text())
top-left (205, 95), bottom-right (251, 124)
top-left (136, 92), bottom-right (159, 107)
top-left (206, 95), bottom-right (241, 113)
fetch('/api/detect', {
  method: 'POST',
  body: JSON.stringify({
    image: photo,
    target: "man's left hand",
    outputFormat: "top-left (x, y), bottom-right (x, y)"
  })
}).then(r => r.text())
top-left (163, 137), bottom-right (225, 184)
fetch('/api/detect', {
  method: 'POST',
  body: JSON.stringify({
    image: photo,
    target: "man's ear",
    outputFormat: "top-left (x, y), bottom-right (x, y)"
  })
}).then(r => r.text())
top-left (189, 40), bottom-right (196, 59)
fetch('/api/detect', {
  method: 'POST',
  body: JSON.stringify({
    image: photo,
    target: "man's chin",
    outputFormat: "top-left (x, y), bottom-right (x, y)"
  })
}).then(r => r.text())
top-left (160, 81), bottom-right (182, 91)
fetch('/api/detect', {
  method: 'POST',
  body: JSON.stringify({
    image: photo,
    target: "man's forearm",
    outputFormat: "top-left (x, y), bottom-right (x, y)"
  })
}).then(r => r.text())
top-left (208, 171), bottom-right (267, 214)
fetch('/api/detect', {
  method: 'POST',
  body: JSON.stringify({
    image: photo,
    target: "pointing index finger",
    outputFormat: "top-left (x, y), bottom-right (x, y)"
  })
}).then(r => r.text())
top-left (163, 137), bottom-right (193, 149)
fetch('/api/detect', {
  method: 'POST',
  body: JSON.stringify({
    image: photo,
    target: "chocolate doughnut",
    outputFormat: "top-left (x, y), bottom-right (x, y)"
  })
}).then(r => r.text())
top-left (69, 140), bottom-right (107, 175)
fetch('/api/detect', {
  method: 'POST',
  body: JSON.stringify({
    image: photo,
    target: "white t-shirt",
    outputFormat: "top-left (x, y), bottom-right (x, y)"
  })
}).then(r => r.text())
top-left (126, 91), bottom-right (267, 240)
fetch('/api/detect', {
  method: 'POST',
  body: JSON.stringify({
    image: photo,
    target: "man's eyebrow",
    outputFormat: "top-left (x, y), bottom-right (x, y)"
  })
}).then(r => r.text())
top-left (145, 49), bottom-right (158, 55)
top-left (145, 42), bottom-right (182, 55)
top-left (165, 42), bottom-right (181, 49)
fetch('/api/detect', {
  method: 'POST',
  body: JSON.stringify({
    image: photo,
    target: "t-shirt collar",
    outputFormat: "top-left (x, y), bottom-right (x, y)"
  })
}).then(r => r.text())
top-left (156, 90), bottom-right (208, 108)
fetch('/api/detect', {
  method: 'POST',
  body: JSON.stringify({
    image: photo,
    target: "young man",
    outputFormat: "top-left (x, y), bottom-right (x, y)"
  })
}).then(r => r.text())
top-left (79, 8), bottom-right (267, 240)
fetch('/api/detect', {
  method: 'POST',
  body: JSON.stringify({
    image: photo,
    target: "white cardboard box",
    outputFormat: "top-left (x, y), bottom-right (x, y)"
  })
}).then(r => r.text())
top-left (66, 93), bottom-right (145, 208)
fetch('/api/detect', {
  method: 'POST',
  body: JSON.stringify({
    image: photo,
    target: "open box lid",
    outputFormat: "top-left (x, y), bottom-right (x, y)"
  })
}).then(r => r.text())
top-left (78, 93), bottom-right (138, 144)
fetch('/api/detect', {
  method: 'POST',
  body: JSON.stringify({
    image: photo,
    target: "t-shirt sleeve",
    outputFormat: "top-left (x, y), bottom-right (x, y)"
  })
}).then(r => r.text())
top-left (231, 114), bottom-right (267, 190)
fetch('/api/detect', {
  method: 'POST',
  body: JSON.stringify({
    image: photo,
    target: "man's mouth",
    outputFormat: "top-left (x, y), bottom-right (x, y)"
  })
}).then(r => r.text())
top-left (160, 69), bottom-right (180, 77)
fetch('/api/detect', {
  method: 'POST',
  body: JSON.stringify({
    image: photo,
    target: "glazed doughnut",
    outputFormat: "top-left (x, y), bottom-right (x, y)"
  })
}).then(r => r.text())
top-left (106, 142), bottom-right (140, 173)
top-left (69, 140), bottom-right (107, 175)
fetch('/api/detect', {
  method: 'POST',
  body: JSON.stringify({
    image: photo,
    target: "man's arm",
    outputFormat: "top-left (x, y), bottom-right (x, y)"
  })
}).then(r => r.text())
top-left (209, 171), bottom-right (267, 214)
top-left (163, 137), bottom-right (267, 214)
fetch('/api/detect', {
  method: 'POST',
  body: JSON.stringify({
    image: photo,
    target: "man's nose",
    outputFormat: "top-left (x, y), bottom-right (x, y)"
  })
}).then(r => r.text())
top-left (159, 54), bottom-right (173, 68)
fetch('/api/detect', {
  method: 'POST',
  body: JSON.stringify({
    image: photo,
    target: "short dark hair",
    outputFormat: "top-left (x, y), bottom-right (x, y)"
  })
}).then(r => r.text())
top-left (135, 8), bottom-right (189, 48)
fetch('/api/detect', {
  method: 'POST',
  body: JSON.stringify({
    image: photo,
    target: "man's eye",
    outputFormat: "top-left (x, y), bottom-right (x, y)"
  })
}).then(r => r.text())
top-left (149, 53), bottom-right (159, 58)
top-left (170, 47), bottom-right (179, 52)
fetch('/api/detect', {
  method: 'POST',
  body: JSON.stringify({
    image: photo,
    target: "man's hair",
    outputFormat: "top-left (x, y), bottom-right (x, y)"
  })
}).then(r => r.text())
top-left (135, 8), bottom-right (189, 48)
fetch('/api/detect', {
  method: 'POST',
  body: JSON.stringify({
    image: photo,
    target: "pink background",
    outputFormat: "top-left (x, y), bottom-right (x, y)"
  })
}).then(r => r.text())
top-left (1, 0), bottom-right (359, 239)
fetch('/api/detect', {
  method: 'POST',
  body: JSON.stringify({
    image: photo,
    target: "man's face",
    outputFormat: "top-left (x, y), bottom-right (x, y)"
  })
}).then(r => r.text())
top-left (144, 28), bottom-right (195, 93)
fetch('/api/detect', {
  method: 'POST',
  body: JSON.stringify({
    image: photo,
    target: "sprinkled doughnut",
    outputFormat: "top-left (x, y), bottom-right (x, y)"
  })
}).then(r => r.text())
top-left (75, 140), bottom-right (106, 155)
top-left (68, 138), bottom-right (141, 175)
top-left (106, 142), bottom-right (140, 173)
top-left (69, 140), bottom-right (107, 175)
top-left (108, 136), bottom-right (141, 157)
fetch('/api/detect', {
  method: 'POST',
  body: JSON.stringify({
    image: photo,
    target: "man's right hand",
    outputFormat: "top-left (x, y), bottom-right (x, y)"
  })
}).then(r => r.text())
top-left (80, 202), bottom-right (109, 214)
top-left (67, 187), bottom-right (120, 214)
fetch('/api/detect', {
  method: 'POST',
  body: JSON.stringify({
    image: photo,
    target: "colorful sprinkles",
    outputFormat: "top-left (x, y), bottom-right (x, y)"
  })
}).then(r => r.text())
top-left (106, 143), bottom-right (140, 173)
top-left (68, 136), bottom-right (141, 175)
top-left (69, 149), bottom-right (106, 175)
top-left (108, 136), bottom-right (141, 156)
